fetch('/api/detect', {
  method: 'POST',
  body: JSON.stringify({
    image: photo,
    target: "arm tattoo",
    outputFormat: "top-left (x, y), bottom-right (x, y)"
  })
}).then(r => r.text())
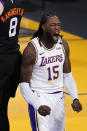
top-left (20, 42), bottom-right (36, 82)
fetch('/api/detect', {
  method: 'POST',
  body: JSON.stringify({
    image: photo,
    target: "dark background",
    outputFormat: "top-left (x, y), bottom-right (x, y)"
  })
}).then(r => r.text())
top-left (18, 0), bottom-right (87, 39)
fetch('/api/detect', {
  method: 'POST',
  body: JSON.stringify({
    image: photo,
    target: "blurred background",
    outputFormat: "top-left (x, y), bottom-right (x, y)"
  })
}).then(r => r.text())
top-left (17, 0), bottom-right (87, 39)
top-left (8, 0), bottom-right (87, 131)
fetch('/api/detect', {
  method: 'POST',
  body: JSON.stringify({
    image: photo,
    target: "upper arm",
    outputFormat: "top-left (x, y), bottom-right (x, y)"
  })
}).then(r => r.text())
top-left (63, 39), bottom-right (71, 73)
top-left (20, 42), bottom-right (36, 83)
top-left (0, 1), bottom-right (4, 16)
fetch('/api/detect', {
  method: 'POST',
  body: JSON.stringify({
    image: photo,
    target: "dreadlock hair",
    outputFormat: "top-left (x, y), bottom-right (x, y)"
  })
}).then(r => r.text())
top-left (32, 13), bottom-right (55, 40)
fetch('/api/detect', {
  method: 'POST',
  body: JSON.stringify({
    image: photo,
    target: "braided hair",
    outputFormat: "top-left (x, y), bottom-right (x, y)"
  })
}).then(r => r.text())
top-left (32, 13), bottom-right (63, 44)
top-left (32, 13), bottom-right (55, 40)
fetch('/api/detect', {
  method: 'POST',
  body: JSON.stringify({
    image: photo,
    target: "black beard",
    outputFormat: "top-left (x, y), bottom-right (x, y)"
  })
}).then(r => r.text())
top-left (47, 33), bottom-right (57, 45)
top-left (47, 33), bottom-right (57, 44)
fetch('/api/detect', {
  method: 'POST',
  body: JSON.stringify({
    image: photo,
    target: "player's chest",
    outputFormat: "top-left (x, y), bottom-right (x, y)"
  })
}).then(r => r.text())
top-left (36, 44), bottom-right (65, 67)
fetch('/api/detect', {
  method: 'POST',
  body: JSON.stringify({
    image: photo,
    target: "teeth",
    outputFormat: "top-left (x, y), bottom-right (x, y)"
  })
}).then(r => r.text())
top-left (55, 32), bottom-right (58, 34)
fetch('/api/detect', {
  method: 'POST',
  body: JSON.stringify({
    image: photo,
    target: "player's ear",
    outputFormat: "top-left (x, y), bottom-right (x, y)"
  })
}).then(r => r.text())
top-left (42, 24), bottom-right (46, 31)
top-left (0, 2), bottom-right (4, 16)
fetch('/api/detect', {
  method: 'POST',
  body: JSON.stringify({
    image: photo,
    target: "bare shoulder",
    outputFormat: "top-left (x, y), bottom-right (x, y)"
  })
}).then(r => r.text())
top-left (22, 42), bottom-right (36, 65)
top-left (62, 39), bottom-right (70, 56)
top-left (62, 38), bottom-right (71, 73)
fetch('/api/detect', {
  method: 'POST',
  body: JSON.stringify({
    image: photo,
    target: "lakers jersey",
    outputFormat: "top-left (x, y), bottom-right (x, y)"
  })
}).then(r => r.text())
top-left (30, 37), bottom-right (65, 93)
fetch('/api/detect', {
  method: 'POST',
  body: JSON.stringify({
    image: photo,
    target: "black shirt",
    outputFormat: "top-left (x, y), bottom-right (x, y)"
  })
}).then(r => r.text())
top-left (0, 0), bottom-right (24, 54)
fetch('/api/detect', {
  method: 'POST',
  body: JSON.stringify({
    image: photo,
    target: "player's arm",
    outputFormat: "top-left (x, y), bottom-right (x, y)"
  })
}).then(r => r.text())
top-left (63, 39), bottom-right (82, 112)
top-left (20, 42), bottom-right (36, 83)
top-left (20, 42), bottom-right (40, 110)
top-left (0, 1), bottom-right (4, 15)
top-left (20, 42), bottom-right (51, 116)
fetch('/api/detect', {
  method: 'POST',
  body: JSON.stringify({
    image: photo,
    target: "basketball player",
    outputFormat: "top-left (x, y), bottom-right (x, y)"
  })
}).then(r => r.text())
top-left (20, 13), bottom-right (82, 131)
top-left (0, 0), bottom-right (24, 130)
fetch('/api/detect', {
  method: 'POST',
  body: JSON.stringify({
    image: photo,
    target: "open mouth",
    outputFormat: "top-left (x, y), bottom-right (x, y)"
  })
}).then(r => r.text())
top-left (53, 32), bottom-right (59, 39)
top-left (54, 34), bottom-right (58, 37)
top-left (53, 32), bottom-right (59, 37)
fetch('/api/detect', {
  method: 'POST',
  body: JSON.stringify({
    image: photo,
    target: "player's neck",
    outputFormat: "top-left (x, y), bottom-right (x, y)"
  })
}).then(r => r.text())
top-left (40, 36), bottom-right (55, 49)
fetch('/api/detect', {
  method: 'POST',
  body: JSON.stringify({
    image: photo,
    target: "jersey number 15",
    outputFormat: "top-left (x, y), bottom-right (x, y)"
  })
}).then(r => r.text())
top-left (47, 65), bottom-right (59, 81)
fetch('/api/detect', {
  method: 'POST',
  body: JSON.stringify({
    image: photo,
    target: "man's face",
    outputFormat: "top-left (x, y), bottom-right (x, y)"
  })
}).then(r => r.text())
top-left (43, 16), bottom-right (61, 43)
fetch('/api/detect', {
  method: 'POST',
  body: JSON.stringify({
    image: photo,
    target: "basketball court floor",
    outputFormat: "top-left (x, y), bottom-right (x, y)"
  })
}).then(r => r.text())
top-left (8, 17), bottom-right (87, 131)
